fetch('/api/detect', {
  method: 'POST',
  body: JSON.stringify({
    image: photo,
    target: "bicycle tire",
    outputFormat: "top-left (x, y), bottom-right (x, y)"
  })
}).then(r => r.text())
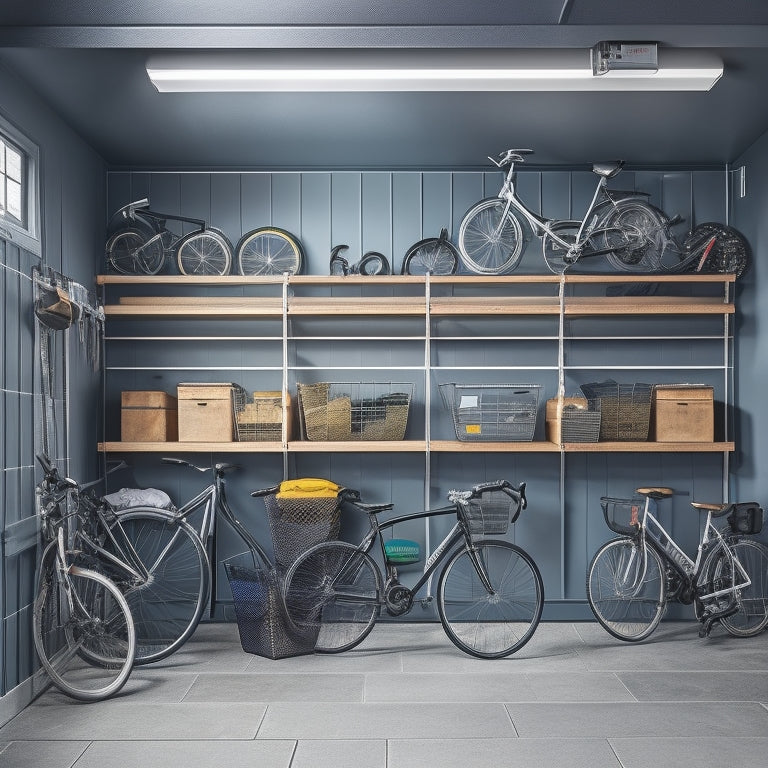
top-left (542, 220), bottom-right (581, 274)
top-left (357, 251), bottom-right (391, 275)
top-left (236, 227), bottom-right (304, 275)
top-left (457, 198), bottom-right (525, 274)
top-left (105, 228), bottom-right (165, 275)
top-left (701, 538), bottom-right (768, 637)
top-left (682, 222), bottom-right (750, 278)
top-left (602, 201), bottom-right (665, 273)
top-left (110, 508), bottom-right (210, 665)
top-left (402, 235), bottom-right (459, 275)
top-left (175, 227), bottom-right (233, 276)
top-left (33, 555), bottom-right (136, 701)
top-left (282, 541), bottom-right (381, 654)
top-left (437, 540), bottom-right (544, 659)
top-left (586, 537), bottom-right (667, 642)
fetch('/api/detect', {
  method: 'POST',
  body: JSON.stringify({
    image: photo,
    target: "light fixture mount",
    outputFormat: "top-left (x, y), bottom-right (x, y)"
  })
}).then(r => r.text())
top-left (592, 42), bottom-right (659, 76)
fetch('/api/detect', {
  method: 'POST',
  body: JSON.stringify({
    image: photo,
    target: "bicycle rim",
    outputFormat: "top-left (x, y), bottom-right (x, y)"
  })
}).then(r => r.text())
top-left (34, 564), bottom-right (136, 701)
top-left (587, 538), bottom-right (666, 641)
top-left (283, 542), bottom-right (381, 654)
top-left (236, 228), bottom-right (303, 275)
top-left (403, 239), bottom-right (459, 275)
top-left (357, 251), bottom-right (391, 275)
top-left (113, 510), bottom-right (210, 664)
top-left (715, 540), bottom-right (768, 637)
top-left (683, 222), bottom-right (750, 278)
top-left (602, 201), bottom-right (664, 273)
top-left (458, 199), bottom-right (524, 274)
top-left (106, 228), bottom-right (162, 275)
top-left (176, 229), bottom-right (233, 276)
top-left (437, 541), bottom-right (544, 658)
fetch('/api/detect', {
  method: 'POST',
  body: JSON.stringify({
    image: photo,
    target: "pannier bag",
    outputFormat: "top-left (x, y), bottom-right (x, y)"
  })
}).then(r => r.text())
top-left (726, 502), bottom-right (763, 535)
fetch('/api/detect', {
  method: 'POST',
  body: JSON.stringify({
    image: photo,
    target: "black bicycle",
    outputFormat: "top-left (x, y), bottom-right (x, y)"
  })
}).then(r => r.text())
top-left (282, 479), bottom-right (543, 659)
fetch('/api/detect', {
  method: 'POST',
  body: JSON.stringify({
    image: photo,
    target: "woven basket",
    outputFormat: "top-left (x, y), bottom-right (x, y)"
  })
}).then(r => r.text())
top-left (580, 380), bottom-right (652, 441)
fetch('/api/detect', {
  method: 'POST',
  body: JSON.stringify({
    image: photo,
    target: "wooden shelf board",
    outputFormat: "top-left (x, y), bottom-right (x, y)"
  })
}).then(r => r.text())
top-left (429, 440), bottom-right (561, 452)
top-left (565, 296), bottom-right (733, 315)
top-left (288, 440), bottom-right (427, 452)
top-left (97, 275), bottom-right (284, 286)
top-left (561, 441), bottom-right (735, 452)
top-left (98, 441), bottom-right (283, 453)
top-left (430, 297), bottom-right (561, 315)
top-left (289, 297), bottom-right (426, 315)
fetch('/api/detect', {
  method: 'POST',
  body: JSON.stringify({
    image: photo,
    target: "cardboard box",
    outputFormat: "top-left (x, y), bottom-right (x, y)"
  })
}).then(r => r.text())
top-left (652, 385), bottom-right (714, 442)
top-left (121, 391), bottom-right (178, 442)
top-left (545, 397), bottom-right (601, 443)
top-left (177, 383), bottom-right (234, 442)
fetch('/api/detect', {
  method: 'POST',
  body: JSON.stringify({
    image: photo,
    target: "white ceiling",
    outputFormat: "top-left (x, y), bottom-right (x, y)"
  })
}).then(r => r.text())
top-left (1, 1), bottom-right (768, 169)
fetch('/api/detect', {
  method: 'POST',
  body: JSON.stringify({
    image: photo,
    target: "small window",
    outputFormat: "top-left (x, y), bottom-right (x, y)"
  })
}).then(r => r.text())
top-left (0, 114), bottom-right (40, 254)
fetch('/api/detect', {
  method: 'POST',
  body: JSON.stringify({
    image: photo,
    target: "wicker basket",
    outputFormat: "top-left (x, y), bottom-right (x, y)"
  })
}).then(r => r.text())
top-left (297, 382), bottom-right (412, 441)
top-left (440, 384), bottom-right (540, 442)
top-left (580, 380), bottom-right (652, 441)
top-left (232, 386), bottom-right (287, 441)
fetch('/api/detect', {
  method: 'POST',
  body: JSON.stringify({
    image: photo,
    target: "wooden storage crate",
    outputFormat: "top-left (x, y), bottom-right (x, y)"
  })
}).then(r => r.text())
top-left (177, 383), bottom-right (235, 442)
top-left (121, 390), bottom-right (178, 442)
top-left (652, 385), bottom-right (714, 442)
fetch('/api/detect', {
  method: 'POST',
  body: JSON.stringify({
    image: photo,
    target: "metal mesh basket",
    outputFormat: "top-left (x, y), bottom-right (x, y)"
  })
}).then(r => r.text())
top-left (440, 384), bottom-right (540, 442)
top-left (225, 557), bottom-right (318, 659)
top-left (580, 381), bottom-right (652, 441)
top-left (464, 490), bottom-right (519, 538)
top-left (232, 386), bottom-right (284, 441)
top-left (297, 382), bottom-right (412, 441)
top-left (265, 493), bottom-right (341, 570)
top-left (600, 496), bottom-right (645, 535)
top-left (560, 403), bottom-right (602, 443)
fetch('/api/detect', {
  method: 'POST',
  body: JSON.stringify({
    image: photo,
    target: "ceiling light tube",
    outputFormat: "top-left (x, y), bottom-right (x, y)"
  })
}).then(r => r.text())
top-left (146, 49), bottom-right (723, 93)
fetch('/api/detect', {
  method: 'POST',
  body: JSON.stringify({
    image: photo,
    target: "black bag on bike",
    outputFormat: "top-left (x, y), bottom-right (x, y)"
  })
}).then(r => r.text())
top-left (726, 502), bottom-right (763, 535)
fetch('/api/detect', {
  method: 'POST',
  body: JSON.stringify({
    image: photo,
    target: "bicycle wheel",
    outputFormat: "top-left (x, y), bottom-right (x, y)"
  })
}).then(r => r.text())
top-left (457, 198), bottom-right (525, 274)
top-left (105, 228), bottom-right (165, 275)
top-left (357, 251), bottom-right (391, 275)
top-left (236, 227), bottom-right (304, 275)
top-left (682, 222), bottom-right (750, 278)
top-left (542, 221), bottom-right (580, 274)
top-left (437, 540), bottom-right (544, 658)
top-left (602, 201), bottom-right (665, 273)
top-left (175, 227), bottom-right (233, 276)
top-left (586, 537), bottom-right (667, 641)
top-left (402, 234), bottom-right (459, 275)
top-left (33, 558), bottom-right (136, 701)
top-left (111, 509), bottom-right (210, 665)
top-left (703, 539), bottom-right (768, 637)
top-left (282, 541), bottom-right (381, 654)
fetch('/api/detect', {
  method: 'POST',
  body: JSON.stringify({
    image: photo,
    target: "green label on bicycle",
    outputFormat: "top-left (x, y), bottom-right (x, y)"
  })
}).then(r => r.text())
top-left (465, 424), bottom-right (482, 434)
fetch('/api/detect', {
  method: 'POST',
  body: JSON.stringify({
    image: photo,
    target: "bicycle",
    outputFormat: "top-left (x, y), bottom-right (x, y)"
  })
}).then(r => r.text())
top-left (33, 455), bottom-right (136, 701)
top-left (281, 479), bottom-right (543, 659)
top-left (401, 228), bottom-right (459, 275)
top-left (587, 487), bottom-right (768, 642)
top-left (105, 198), bottom-right (233, 276)
top-left (330, 244), bottom-right (391, 276)
top-left (457, 149), bottom-right (749, 276)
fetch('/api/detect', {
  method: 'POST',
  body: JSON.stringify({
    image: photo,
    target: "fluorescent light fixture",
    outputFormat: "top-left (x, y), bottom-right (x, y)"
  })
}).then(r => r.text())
top-left (146, 49), bottom-right (723, 93)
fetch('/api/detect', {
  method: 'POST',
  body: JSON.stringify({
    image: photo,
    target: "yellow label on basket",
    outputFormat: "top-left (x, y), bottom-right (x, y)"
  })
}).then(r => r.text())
top-left (465, 424), bottom-right (482, 434)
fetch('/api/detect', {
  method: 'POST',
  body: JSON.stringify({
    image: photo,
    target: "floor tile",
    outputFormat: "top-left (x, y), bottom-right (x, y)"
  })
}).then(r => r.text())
top-left (291, 739), bottom-right (386, 768)
top-left (505, 701), bottom-right (768, 738)
top-left (365, 671), bottom-right (635, 702)
top-left (618, 670), bottom-right (768, 701)
top-left (0, 740), bottom-right (89, 768)
top-left (184, 673), bottom-right (363, 702)
top-left (73, 739), bottom-right (295, 768)
top-left (388, 738), bottom-right (622, 768)
top-left (609, 736), bottom-right (768, 768)
top-left (257, 702), bottom-right (516, 740)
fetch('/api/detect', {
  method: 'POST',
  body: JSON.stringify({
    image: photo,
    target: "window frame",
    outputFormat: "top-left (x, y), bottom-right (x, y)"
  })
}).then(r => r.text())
top-left (0, 112), bottom-right (40, 256)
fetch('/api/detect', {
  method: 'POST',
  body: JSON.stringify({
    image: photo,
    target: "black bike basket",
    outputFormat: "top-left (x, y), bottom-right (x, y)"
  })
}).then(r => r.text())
top-left (601, 496), bottom-right (644, 535)
top-left (726, 502), bottom-right (763, 535)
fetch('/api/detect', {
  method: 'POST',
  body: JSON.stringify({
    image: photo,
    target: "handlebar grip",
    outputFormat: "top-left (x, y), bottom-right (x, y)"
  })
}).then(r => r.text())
top-left (471, 479), bottom-right (527, 509)
top-left (250, 485), bottom-right (281, 498)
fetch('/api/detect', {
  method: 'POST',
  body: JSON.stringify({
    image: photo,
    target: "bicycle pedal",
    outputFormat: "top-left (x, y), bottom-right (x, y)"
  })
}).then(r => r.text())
top-left (419, 596), bottom-right (433, 609)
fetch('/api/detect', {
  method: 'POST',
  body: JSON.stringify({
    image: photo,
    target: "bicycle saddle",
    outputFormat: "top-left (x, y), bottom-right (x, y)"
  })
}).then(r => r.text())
top-left (635, 486), bottom-right (674, 499)
top-left (690, 500), bottom-right (730, 515)
top-left (592, 161), bottom-right (624, 179)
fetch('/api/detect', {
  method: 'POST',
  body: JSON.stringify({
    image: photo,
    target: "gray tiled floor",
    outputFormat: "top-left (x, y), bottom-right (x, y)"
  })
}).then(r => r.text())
top-left (1, 620), bottom-right (767, 768)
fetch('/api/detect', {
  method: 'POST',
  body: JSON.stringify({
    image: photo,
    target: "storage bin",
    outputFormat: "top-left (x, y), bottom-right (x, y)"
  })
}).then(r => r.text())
top-left (545, 397), bottom-right (601, 443)
top-left (121, 390), bottom-right (178, 442)
top-left (440, 383), bottom-right (540, 442)
top-left (297, 382), bottom-right (412, 441)
top-left (579, 380), bottom-right (652, 441)
top-left (651, 384), bottom-right (714, 442)
top-left (233, 388), bottom-right (292, 441)
top-left (177, 383), bottom-right (234, 442)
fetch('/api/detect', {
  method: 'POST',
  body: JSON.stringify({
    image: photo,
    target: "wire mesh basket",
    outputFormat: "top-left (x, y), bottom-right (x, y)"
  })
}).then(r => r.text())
top-left (463, 490), bottom-right (520, 538)
top-left (297, 382), bottom-right (412, 441)
top-left (546, 397), bottom-right (601, 443)
top-left (440, 384), bottom-right (540, 442)
top-left (600, 496), bottom-right (645, 535)
top-left (580, 380), bottom-right (652, 441)
top-left (232, 386), bottom-right (285, 442)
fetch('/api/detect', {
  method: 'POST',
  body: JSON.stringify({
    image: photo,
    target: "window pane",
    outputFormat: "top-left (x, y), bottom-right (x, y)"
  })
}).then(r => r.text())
top-left (6, 145), bottom-right (22, 182)
top-left (0, 180), bottom-right (5, 214)
top-left (7, 178), bottom-right (22, 221)
top-left (0, 140), bottom-right (5, 174)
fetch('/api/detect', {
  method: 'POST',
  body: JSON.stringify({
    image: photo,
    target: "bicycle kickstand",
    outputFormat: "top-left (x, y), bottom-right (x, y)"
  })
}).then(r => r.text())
top-left (698, 599), bottom-right (739, 638)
